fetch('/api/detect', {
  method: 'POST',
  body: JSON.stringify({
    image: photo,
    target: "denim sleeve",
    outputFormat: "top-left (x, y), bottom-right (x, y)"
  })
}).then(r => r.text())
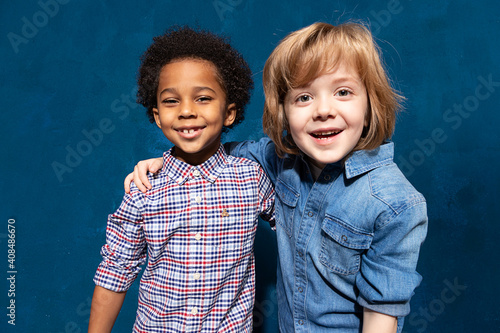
top-left (93, 191), bottom-right (147, 292)
top-left (224, 137), bottom-right (279, 184)
top-left (356, 200), bottom-right (428, 317)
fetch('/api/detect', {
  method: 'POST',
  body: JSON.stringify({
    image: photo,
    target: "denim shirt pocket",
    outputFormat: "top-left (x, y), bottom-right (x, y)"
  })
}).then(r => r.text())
top-left (319, 215), bottom-right (373, 275)
top-left (275, 178), bottom-right (299, 238)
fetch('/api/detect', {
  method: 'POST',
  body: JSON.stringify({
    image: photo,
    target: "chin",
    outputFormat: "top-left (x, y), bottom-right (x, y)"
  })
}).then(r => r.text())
top-left (321, 153), bottom-right (340, 162)
top-left (310, 154), bottom-right (343, 167)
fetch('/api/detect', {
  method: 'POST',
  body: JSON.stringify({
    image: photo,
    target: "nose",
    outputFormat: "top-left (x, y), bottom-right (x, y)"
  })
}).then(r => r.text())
top-left (179, 101), bottom-right (196, 118)
top-left (313, 95), bottom-right (336, 120)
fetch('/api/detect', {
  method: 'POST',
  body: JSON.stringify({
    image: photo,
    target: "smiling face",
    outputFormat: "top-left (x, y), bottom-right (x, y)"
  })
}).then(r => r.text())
top-left (284, 63), bottom-right (368, 169)
top-left (153, 59), bottom-right (236, 165)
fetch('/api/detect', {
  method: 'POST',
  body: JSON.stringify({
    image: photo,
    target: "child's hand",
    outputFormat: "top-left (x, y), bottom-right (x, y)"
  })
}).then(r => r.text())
top-left (124, 157), bottom-right (163, 193)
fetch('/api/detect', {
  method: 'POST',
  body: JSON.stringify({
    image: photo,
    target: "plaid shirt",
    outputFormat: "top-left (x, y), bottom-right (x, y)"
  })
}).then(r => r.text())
top-left (94, 146), bottom-right (275, 332)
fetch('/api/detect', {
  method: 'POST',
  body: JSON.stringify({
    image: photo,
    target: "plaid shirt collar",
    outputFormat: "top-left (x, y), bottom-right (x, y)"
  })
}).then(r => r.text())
top-left (161, 145), bottom-right (227, 185)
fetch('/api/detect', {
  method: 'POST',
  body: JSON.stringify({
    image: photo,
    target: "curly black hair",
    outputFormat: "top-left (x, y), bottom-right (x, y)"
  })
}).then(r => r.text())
top-left (137, 26), bottom-right (253, 130)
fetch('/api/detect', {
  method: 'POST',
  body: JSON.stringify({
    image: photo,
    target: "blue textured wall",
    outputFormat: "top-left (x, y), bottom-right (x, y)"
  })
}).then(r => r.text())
top-left (2, 1), bottom-right (499, 332)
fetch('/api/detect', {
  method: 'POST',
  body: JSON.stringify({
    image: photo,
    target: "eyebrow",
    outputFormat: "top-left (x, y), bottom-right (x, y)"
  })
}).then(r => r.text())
top-left (291, 75), bottom-right (361, 91)
top-left (158, 86), bottom-right (217, 96)
top-left (319, 75), bottom-right (363, 88)
top-left (332, 76), bottom-right (362, 86)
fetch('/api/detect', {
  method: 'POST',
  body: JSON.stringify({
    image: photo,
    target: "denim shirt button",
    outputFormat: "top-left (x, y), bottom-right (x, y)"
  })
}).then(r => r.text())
top-left (341, 235), bottom-right (348, 242)
top-left (324, 174), bottom-right (331, 180)
top-left (298, 287), bottom-right (303, 293)
top-left (298, 251), bottom-right (303, 257)
top-left (308, 211), bottom-right (314, 217)
top-left (298, 320), bottom-right (304, 325)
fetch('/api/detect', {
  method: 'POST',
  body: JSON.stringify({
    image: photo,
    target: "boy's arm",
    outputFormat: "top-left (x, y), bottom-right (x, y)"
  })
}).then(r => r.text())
top-left (125, 138), bottom-right (278, 193)
top-left (88, 285), bottom-right (127, 333)
top-left (256, 165), bottom-right (275, 226)
top-left (356, 202), bottom-right (427, 320)
top-left (92, 192), bottom-right (146, 331)
top-left (224, 138), bottom-right (277, 180)
top-left (362, 308), bottom-right (397, 333)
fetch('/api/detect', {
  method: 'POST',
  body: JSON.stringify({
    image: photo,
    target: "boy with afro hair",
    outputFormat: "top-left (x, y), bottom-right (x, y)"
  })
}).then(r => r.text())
top-left (89, 26), bottom-right (275, 332)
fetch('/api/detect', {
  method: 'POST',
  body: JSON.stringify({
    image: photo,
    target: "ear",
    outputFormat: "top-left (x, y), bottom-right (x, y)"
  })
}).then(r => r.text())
top-left (223, 103), bottom-right (237, 127)
top-left (153, 108), bottom-right (162, 128)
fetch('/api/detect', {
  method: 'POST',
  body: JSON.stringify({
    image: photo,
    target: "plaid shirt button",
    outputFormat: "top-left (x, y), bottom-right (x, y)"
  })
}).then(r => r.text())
top-left (194, 233), bottom-right (202, 241)
top-left (193, 169), bottom-right (201, 177)
top-left (193, 272), bottom-right (201, 280)
top-left (191, 307), bottom-right (198, 315)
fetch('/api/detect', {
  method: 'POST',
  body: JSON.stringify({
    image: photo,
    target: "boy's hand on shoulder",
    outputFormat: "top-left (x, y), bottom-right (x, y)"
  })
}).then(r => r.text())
top-left (124, 157), bottom-right (163, 194)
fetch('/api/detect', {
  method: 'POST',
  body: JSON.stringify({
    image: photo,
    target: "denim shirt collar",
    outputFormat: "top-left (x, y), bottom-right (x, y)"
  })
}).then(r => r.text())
top-left (343, 142), bottom-right (394, 179)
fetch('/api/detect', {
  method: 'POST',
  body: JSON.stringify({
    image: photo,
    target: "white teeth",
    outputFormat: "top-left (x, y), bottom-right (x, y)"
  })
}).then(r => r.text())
top-left (183, 129), bottom-right (189, 134)
top-left (182, 129), bottom-right (195, 134)
top-left (314, 130), bottom-right (340, 136)
top-left (189, 129), bottom-right (194, 134)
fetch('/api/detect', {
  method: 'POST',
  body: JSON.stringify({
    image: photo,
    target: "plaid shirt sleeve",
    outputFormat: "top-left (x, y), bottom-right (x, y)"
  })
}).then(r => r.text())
top-left (257, 165), bottom-right (275, 226)
top-left (93, 192), bottom-right (147, 292)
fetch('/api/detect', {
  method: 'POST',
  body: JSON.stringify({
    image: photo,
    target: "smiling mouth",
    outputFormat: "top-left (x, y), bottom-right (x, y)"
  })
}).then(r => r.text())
top-left (310, 130), bottom-right (342, 140)
top-left (175, 126), bottom-right (206, 138)
top-left (176, 126), bottom-right (205, 133)
top-left (180, 129), bottom-right (196, 134)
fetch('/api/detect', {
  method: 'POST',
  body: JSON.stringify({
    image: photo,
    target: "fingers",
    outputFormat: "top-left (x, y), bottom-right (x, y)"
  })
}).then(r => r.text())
top-left (133, 165), bottom-right (151, 193)
top-left (123, 157), bottom-right (162, 194)
top-left (148, 158), bottom-right (162, 174)
top-left (124, 172), bottom-right (134, 194)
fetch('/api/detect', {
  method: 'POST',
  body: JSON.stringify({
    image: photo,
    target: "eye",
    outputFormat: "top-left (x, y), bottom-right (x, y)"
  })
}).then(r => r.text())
top-left (161, 98), bottom-right (178, 105)
top-left (335, 89), bottom-right (352, 97)
top-left (196, 96), bottom-right (213, 103)
top-left (296, 94), bottom-right (312, 103)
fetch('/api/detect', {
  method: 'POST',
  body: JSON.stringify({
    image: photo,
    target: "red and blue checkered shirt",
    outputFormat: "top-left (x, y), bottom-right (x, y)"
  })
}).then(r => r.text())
top-left (94, 146), bottom-right (275, 332)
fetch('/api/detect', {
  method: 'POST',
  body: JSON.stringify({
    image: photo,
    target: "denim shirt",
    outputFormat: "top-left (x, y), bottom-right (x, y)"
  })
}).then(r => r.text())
top-left (226, 138), bottom-right (427, 332)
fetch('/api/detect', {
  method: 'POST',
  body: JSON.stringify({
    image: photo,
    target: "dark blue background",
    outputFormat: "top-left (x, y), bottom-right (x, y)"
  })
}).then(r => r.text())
top-left (2, 0), bottom-right (499, 332)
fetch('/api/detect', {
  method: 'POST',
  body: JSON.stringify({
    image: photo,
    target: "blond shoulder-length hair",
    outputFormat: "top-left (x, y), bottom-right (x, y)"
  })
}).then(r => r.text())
top-left (262, 22), bottom-right (403, 157)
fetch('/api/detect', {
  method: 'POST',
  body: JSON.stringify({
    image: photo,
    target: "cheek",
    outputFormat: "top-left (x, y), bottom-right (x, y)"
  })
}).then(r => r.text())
top-left (288, 122), bottom-right (302, 139)
top-left (284, 106), bottom-right (302, 133)
top-left (347, 102), bottom-right (369, 130)
top-left (287, 120), bottom-right (308, 152)
top-left (285, 116), bottom-right (302, 141)
top-left (157, 113), bottom-right (174, 129)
